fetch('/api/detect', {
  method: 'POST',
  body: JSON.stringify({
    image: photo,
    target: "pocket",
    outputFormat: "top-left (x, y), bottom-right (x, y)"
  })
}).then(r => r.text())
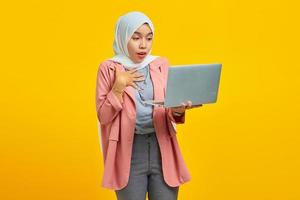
top-left (108, 117), bottom-right (120, 141)
top-left (108, 130), bottom-right (119, 141)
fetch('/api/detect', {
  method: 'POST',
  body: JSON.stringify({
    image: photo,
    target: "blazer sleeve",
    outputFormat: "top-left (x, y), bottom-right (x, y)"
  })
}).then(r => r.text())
top-left (95, 62), bottom-right (123, 125)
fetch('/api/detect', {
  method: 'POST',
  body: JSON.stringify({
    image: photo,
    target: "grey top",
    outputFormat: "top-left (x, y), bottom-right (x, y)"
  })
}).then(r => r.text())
top-left (133, 65), bottom-right (155, 134)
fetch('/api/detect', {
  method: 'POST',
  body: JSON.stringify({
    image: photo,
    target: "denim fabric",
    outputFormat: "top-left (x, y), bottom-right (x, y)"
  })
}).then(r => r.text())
top-left (115, 132), bottom-right (179, 200)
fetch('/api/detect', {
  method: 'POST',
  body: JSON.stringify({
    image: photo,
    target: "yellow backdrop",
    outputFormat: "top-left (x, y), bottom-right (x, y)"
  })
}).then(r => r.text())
top-left (1, 0), bottom-right (299, 199)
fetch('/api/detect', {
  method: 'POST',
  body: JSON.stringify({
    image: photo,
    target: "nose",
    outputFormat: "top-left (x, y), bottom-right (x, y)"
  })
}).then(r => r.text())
top-left (139, 38), bottom-right (147, 49)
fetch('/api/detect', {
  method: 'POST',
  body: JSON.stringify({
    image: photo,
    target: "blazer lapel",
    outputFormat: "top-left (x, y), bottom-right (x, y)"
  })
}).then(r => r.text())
top-left (149, 60), bottom-right (164, 102)
top-left (124, 85), bottom-right (135, 104)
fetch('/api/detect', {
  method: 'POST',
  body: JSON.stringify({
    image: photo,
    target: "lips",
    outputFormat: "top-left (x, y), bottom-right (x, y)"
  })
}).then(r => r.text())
top-left (137, 52), bottom-right (147, 59)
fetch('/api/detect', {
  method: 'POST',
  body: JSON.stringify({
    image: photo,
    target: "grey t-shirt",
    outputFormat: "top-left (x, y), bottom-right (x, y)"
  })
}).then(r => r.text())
top-left (134, 65), bottom-right (155, 134)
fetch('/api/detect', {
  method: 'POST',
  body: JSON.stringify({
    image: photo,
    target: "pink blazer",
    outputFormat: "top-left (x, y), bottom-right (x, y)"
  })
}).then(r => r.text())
top-left (95, 57), bottom-right (191, 190)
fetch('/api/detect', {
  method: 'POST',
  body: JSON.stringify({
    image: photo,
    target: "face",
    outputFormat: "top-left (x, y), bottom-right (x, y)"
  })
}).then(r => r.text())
top-left (127, 23), bottom-right (153, 63)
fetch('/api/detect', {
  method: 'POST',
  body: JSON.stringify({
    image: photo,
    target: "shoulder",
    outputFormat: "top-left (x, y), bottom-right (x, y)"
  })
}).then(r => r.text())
top-left (160, 56), bottom-right (170, 65)
top-left (150, 56), bottom-right (170, 75)
top-left (96, 59), bottom-right (120, 82)
top-left (154, 57), bottom-right (170, 76)
top-left (98, 59), bottom-right (118, 72)
top-left (151, 56), bottom-right (170, 67)
top-left (97, 59), bottom-right (122, 79)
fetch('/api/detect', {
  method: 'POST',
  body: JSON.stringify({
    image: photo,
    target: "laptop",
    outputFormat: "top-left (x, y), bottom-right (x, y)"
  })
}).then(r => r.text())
top-left (143, 63), bottom-right (222, 108)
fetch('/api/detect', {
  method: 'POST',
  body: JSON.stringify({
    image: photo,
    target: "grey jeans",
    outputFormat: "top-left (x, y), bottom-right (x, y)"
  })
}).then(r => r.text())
top-left (115, 132), bottom-right (179, 200)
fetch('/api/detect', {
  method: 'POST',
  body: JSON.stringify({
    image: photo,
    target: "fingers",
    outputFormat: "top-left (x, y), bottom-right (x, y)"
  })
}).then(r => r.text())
top-left (127, 67), bottom-right (139, 74)
top-left (180, 101), bottom-right (203, 110)
top-left (181, 101), bottom-right (192, 109)
top-left (128, 69), bottom-right (145, 82)
top-left (121, 67), bottom-right (145, 87)
top-left (128, 82), bottom-right (141, 90)
top-left (132, 72), bottom-right (145, 81)
top-left (171, 105), bottom-right (183, 109)
top-left (127, 74), bottom-right (145, 83)
top-left (175, 102), bottom-right (186, 112)
top-left (186, 100), bottom-right (192, 108)
top-left (132, 72), bottom-right (144, 78)
top-left (133, 77), bottom-right (146, 82)
top-left (191, 104), bottom-right (203, 108)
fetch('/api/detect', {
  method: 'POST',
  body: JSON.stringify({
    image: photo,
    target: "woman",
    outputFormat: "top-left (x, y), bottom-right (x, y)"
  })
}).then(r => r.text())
top-left (95, 11), bottom-right (202, 200)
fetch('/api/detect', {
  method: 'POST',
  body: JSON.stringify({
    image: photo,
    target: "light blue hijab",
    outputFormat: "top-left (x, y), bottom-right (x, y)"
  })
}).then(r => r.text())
top-left (109, 11), bottom-right (159, 70)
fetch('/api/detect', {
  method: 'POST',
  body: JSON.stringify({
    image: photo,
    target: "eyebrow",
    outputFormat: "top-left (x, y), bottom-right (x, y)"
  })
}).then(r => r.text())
top-left (133, 31), bottom-right (153, 36)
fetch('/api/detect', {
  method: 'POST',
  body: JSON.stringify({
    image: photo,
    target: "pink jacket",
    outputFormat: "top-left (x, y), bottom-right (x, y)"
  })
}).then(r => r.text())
top-left (95, 57), bottom-right (191, 190)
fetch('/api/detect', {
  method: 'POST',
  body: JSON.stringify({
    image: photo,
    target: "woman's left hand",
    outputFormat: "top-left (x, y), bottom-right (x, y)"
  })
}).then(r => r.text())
top-left (170, 100), bottom-right (203, 115)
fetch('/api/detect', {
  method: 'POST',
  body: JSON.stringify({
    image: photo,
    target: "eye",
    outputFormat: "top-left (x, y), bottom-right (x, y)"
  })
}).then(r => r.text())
top-left (147, 38), bottom-right (153, 41)
top-left (132, 37), bottom-right (139, 40)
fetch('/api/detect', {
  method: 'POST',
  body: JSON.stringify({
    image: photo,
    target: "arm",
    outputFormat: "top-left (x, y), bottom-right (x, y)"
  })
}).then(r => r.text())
top-left (95, 63), bottom-right (123, 125)
top-left (165, 107), bottom-right (185, 135)
top-left (166, 108), bottom-right (186, 124)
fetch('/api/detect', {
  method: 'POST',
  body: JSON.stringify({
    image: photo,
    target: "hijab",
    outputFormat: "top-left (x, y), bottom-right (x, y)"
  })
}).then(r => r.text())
top-left (109, 11), bottom-right (159, 70)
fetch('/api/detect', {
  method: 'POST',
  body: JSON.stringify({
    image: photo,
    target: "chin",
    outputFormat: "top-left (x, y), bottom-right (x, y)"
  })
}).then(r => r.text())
top-left (134, 58), bottom-right (144, 63)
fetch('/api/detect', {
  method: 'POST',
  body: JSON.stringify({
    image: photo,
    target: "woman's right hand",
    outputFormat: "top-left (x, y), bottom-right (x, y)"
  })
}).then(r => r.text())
top-left (112, 67), bottom-right (145, 102)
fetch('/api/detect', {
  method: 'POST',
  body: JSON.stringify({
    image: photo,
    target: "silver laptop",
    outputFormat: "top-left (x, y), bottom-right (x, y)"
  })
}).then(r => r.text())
top-left (143, 63), bottom-right (222, 108)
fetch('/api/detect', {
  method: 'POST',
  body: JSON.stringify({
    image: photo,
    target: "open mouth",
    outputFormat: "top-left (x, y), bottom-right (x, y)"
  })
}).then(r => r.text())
top-left (137, 52), bottom-right (147, 58)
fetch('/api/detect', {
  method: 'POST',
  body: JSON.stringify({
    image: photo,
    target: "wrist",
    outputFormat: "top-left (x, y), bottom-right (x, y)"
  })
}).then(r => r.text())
top-left (112, 88), bottom-right (124, 103)
top-left (112, 86), bottom-right (124, 94)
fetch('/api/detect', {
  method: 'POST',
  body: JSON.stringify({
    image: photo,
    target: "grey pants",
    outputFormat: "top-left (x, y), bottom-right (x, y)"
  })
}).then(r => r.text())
top-left (115, 132), bottom-right (179, 200)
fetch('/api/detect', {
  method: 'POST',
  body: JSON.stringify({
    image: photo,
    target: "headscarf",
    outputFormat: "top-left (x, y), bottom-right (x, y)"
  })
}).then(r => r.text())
top-left (109, 11), bottom-right (159, 70)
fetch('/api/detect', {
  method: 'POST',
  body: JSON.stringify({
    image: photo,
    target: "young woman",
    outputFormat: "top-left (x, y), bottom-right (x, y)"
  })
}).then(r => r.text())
top-left (95, 11), bottom-right (202, 200)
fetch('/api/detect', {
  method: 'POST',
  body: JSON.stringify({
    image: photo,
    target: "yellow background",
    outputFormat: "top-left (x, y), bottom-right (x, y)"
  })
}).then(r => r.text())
top-left (1, 0), bottom-right (300, 199)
